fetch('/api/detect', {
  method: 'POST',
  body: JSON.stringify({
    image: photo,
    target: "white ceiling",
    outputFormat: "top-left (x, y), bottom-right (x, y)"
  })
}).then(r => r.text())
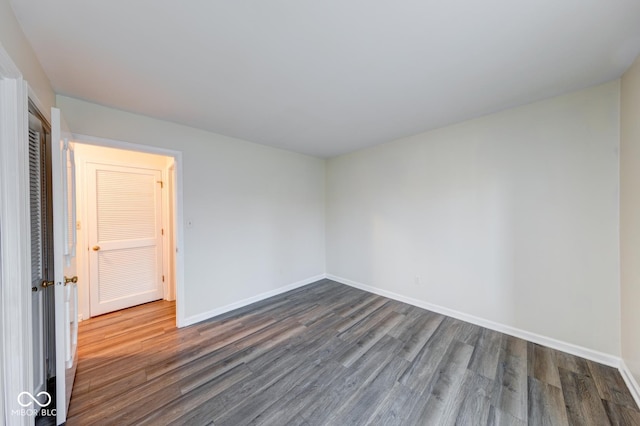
top-left (10, 0), bottom-right (640, 157)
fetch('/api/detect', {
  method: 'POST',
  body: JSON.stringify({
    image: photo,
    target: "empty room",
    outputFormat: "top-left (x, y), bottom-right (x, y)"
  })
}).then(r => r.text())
top-left (1, 0), bottom-right (640, 425)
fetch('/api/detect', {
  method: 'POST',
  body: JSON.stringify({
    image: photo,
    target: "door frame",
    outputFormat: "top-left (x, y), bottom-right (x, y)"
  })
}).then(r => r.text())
top-left (68, 134), bottom-right (185, 326)
top-left (0, 44), bottom-right (33, 425)
top-left (28, 102), bottom-right (55, 401)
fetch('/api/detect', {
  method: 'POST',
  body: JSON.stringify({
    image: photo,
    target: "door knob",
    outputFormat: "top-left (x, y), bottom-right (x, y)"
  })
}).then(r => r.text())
top-left (92, 246), bottom-right (100, 251)
top-left (41, 280), bottom-right (55, 288)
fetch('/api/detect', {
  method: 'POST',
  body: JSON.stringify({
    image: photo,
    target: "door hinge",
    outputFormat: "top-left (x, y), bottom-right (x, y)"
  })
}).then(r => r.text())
top-left (157, 180), bottom-right (164, 189)
top-left (162, 275), bottom-right (165, 282)
top-left (161, 228), bottom-right (164, 235)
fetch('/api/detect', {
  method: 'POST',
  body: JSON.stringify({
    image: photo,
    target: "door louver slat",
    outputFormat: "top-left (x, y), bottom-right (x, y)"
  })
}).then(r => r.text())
top-left (29, 127), bottom-right (43, 282)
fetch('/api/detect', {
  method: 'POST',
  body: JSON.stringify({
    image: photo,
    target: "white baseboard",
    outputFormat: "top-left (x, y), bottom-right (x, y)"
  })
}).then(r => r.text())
top-left (180, 274), bottom-right (327, 327)
top-left (620, 360), bottom-right (640, 409)
top-left (326, 274), bottom-right (620, 368)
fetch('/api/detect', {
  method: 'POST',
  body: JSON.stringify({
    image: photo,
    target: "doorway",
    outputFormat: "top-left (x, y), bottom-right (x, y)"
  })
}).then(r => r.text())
top-left (73, 143), bottom-right (177, 319)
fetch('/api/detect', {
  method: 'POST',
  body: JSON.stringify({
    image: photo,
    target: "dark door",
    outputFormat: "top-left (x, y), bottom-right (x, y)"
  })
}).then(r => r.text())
top-left (28, 101), bottom-right (55, 417)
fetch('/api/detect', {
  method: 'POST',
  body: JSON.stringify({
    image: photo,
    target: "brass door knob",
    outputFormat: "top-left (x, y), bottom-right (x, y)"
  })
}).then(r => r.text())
top-left (41, 280), bottom-right (55, 288)
top-left (92, 246), bottom-right (100, 251)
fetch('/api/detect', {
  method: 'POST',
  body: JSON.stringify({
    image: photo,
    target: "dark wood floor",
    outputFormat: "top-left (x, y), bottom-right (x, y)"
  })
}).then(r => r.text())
top-left (66, 279), bottom-right (640, 425)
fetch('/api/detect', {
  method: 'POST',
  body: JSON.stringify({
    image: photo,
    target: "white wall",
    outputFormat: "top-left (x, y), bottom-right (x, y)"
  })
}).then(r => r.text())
top-left (0, 0), bottom-right (54, 112)
top-left (57, 95), bottom-right (326, 322)
top-left (621, 56), bottom-right (640, 384)
top-left (326, 81), bottom-right (621, 355)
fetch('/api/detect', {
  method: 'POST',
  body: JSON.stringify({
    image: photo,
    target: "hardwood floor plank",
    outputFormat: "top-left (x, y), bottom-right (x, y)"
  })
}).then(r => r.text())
top-left (214, 357), bottom-right (330, 426)
top-left (603, 399), bottom-right (640, 425)
top-left (487, 405), bottom-right (527, 426)
top-left (588, 360), bottom-right (639, 410)
top-left (558, 367), bottom-right (610, 426)
top-left (295, 335), bottom-right (402, 424)
top-left (245, 320), bottom-right (344, 374)
top-left (78, 322), bottom-right (170, 356)
top-left (334, 297), bottom-right (389, 333)
top-left (554, 348), bottom-right (591, 376)
top-left (468, 328), bottom-right (502, 380)
top-left (232, 317), bottom-right (306, 350)
top-left (333, 292), bottom-right (379, 317)
top-left (528, 376), bottom-right (569, 426)
top-left (454, 321), bottom-right (482, 346)
top-left (72, 382), bottom-right (182, 425)
top-left (175, 334), bottom-right (347, 425)
top-left (294, 303), bottom-right (329, 326)
top-left (398, 317), bottom-right (462, 393)
top-left (337, 302), bottom-right (397, 343)
top-left (396, 311), bottom-right (444, 362)
top-left (454, 370), bottom-right (495, 425)
top-left (143, 332), bottom-right (241, 381)
top-left (491, 335), bottom-right (528, 421)
top-left (70, 340), bottom-right (243, 420)
top-left (196, 310), bottom-right (274, 338)
top-left (67, 369), bottom-right (147, 416)
top-left (243, 361), bottom-right (346, 426)
top-left (528, 342), bottom-right (562, 388)
top-left (136, 364), bottom-right (254, 425)
top-left (385, 299), bottom-right (415, 315)
top-left (386, 307), bottom-right (423, 339)
top-left (404, 340), bottom-right (475, 425)
top-left (365, 382), bottom-right (421, 425)
top-left (180, 325), bottom-right (304, 394)
top-left (330, 355), bottom-right (409, 424)
top-left (177, 345), bottom-right (264, 395)
top-left (337, 310), bottom-right (404, 367)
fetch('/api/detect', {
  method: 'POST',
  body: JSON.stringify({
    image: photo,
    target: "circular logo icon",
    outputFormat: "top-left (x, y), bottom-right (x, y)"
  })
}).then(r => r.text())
top-left (17, 391), bottom-right (51, 408)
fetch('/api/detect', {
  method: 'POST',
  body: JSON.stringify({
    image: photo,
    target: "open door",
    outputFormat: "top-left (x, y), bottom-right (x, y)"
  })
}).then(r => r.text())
top-left (51, 107), bottom-right (78, 425)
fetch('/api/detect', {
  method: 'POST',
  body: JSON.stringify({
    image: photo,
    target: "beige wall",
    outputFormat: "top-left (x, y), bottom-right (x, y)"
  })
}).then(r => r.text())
top-left (326, 81), bottom-right (621, 355)
top-left (621, 55), bottom-right (640, 384)
top-left (0, 0), bottom-right (54, 113)
top-left (57, 95), bottom-right (326, 322)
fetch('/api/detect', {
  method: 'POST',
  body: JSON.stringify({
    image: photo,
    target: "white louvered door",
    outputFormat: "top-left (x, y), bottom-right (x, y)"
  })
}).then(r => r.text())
top-left (88, 163), bottom-right (163, 316)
